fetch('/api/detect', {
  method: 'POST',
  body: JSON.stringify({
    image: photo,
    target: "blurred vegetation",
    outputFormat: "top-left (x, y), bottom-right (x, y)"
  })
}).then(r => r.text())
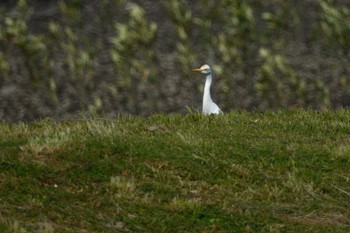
top-left (1, 0), bottom-right (350, 121)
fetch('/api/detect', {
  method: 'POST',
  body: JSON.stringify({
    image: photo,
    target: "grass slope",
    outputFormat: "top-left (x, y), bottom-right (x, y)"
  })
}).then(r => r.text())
top-left (1, 110), bottom-right (350, 232)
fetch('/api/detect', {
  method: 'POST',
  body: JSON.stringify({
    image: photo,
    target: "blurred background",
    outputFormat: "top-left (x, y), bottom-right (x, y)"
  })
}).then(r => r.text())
top-left (1, 0), bottom-right (350, 121)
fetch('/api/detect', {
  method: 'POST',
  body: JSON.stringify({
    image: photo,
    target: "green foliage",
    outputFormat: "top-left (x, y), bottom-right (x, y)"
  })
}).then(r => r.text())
top-left (1, 110), bottom-right (350, 232)
top-left (213, 0), bottom-right (257, 65)
top-left (1, 0), bottom-right (350, 120)
top-left (0, 0), bottom-right (51, 89)
top-left (167, 0), bottom-right (195, 71)
top-left (211, 0), bottom-right (259, 107)
top-left (110, 3), bottom-right (158, 114)
top-left (320, 0), bottom-right (350, 52)
top-left (48, 1), bottom-right (96, 109)
top-left (257, 47), bottom-right (306, 108)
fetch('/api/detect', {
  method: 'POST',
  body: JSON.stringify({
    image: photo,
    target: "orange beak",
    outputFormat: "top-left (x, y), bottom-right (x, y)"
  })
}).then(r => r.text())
top-left (192, 68), bottom-right (203, 72)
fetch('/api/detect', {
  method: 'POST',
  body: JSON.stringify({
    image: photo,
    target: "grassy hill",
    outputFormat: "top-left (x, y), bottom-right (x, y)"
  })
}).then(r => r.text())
top-left (1, 110), bottom-right (350, 232)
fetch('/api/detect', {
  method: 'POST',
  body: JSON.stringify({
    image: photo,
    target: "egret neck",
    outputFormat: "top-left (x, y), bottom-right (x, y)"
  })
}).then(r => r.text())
top-left (203, 73), bottom-right (213, 111)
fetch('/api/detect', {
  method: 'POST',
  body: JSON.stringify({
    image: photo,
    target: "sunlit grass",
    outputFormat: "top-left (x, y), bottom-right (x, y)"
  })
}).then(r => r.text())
top-left (1, 110), bottom-right (350, 232)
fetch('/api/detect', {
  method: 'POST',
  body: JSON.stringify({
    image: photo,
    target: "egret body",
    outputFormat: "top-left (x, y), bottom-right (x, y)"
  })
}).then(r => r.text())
top-left (192, 64), bottom-right (223, 115)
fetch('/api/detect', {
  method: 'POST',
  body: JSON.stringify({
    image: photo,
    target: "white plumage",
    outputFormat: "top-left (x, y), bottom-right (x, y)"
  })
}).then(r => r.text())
top-left (192, 64), bottom-right (223, 115)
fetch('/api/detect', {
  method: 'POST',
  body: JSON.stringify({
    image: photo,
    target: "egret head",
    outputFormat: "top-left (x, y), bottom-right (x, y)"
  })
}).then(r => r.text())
top-left (192, 64), bottom-right (211, 75)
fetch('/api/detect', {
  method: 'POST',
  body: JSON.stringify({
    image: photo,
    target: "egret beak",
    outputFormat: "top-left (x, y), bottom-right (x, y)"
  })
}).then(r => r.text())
top-left (192, 68), bottom-right (203, 72)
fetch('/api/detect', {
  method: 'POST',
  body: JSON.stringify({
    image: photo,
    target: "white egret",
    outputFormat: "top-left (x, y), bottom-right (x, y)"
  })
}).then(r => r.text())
top-left (192, 64), bottom-right (223, 115)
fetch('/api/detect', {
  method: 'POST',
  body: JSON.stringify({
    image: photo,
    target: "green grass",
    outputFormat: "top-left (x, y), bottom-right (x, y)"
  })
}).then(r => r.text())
top-left (1, 110), bottom-right (350, 232)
